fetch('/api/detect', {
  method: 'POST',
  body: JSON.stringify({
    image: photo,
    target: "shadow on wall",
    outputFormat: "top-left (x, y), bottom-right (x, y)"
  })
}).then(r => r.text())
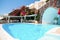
top-left (42, 7), bottom-right (58, 24)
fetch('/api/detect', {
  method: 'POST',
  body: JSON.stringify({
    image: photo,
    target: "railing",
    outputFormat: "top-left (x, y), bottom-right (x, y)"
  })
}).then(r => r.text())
top-left (0, 14), bottom-right (37, 23)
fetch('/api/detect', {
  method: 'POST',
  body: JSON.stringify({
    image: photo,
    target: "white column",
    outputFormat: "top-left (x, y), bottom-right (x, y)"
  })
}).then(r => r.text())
top-left (8, 16), bottom-right (10, 23)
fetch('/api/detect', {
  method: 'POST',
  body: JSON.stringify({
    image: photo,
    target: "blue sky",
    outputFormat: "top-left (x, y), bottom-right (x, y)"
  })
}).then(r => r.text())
top-left (0, 0), bottom-right (39, 15)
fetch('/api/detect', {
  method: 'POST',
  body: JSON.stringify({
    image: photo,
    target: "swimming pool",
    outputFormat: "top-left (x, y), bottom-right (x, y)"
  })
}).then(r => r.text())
top-left (2, 23), bottom-right (58, 40)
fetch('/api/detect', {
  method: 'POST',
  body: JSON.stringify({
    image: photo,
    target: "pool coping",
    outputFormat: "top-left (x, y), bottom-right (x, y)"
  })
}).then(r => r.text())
top-left (0, 24), bottom-right (19, 40)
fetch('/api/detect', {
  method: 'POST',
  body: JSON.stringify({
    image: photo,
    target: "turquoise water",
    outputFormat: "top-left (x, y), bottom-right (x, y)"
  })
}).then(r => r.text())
top-left (3, 23), bottom-right (57, 40)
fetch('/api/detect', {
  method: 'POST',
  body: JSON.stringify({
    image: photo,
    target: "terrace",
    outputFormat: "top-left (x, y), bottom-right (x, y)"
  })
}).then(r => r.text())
top-left (0, 0), bottom-right (55, 24)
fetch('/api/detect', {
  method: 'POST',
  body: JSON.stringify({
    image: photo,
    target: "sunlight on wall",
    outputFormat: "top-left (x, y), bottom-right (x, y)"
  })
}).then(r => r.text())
top-left (42, 7), bottom-right (58, 24)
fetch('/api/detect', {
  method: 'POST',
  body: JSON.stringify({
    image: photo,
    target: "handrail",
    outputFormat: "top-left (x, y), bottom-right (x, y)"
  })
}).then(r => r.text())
top-left (0, 14), bottom-right (37, 23)
top-left (0, 14), bottom-right (37, 17)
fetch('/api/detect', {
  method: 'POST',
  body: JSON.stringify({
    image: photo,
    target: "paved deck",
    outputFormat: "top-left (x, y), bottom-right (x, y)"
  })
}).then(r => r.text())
top-left (0, 24), bottom-right (16, 40)
top-left (46, 27), bottom-right (60, 35)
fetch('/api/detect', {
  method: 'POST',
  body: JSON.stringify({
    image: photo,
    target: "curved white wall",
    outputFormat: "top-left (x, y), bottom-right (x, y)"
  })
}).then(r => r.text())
top-left (42, 7), bottom-right (58, 24)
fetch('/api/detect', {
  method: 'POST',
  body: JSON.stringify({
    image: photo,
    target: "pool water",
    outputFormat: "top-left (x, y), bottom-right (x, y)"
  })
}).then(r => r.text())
top-left (2, 23), bottom-right (57, 40)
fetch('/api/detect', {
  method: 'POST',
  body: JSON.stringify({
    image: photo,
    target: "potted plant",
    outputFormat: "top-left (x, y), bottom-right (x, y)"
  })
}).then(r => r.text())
top-left (36, 10), bottom-right (40, 23)
top-left (54, 17), bottom-right (58, 24)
